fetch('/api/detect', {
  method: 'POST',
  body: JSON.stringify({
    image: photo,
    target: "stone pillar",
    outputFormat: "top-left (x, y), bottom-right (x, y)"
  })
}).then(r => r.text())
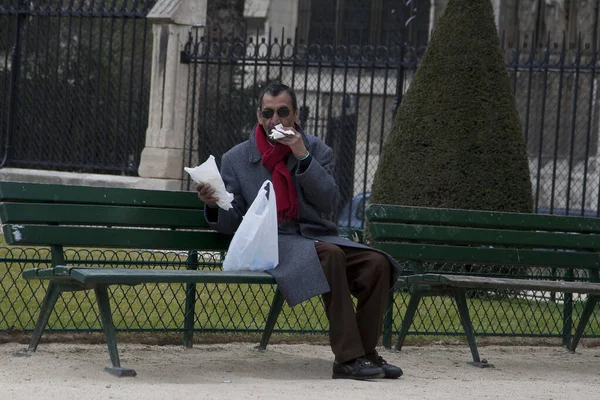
top-left (138, 0), bottom-right (207, 188)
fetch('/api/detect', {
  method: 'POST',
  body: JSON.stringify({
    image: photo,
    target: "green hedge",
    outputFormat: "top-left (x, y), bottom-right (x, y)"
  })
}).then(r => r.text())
top-left (371, 0), bottom-right (532, 212)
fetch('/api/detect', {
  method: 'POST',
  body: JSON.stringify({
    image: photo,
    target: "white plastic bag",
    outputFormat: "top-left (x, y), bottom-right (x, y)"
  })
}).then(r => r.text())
top-left (223, 180), bottom-right (279, 272)
top-left (184, 155), bottom-right (234, 210)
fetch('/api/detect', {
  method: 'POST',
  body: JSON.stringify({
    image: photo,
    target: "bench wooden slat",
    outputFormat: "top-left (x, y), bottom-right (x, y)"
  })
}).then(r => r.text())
top-left (0, 182), bottom-right (203, 208)
top-left (367, 204), bottom-right (600, 233)
top-left (374, 242), bottom-right (600, 268)
top-left (21, 267), bottom-right (276, 285)
top-left (36, 267), bottom-right (69, 278)
top-left (3, 224), bottom-right (232, 250)
top-left (52, 267), bottom-right (277, 285)
top-left (0, 203), bottom-right (210, 228)
top-left (369, 221), bottom-right (600, 251)
top-left (406, 273), bottom-right (600, 295)
top-left (21, 268), bottom-right (48, 279)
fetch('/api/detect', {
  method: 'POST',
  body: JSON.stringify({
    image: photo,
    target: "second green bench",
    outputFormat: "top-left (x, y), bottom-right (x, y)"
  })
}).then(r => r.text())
top-left (367, 203), bottom-right (600, 366)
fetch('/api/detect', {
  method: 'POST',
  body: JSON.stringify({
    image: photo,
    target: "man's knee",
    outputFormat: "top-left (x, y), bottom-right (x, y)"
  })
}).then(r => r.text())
top-left (316, 242), bottom-right (346, 265)
top-left (362, 252), bottom-right (393, 289)
top-left (366, 251), bottom-right (391, 272)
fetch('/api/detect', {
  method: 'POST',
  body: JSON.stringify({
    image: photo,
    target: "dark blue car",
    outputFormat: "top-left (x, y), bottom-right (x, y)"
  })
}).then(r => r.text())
top-left (337, 192), bottom-right (371, 229)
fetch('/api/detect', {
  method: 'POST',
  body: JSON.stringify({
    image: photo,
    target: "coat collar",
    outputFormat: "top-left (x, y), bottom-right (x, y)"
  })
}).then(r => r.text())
top-left (248, 123), bottom-right (310, 165)
top-left (248, 125), bottom-right (262, 163)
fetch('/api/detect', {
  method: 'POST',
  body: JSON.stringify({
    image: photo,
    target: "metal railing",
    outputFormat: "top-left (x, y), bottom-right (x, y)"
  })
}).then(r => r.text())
top-left (0, 0), bottom-right (154, 174)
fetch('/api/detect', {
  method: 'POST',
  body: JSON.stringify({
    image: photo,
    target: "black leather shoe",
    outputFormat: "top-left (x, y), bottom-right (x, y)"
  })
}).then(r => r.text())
top-left (368, 355), bottom-right (403, 379)
top-left (332, 357), bottom-right (385, 380)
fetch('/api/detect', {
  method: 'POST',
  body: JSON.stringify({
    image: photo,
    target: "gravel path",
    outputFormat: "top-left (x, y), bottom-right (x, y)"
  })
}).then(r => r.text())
top-left (1, 341), bottom-right (599, 399)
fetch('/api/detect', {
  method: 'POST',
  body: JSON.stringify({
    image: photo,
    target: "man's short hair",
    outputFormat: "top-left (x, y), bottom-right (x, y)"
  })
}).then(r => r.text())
top-left (258, 83), bottom-right (298, 112)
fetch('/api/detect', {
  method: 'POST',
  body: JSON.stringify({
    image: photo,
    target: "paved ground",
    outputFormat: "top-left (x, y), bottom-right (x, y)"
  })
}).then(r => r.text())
top-left (1, 340), bottom-right (600, 399)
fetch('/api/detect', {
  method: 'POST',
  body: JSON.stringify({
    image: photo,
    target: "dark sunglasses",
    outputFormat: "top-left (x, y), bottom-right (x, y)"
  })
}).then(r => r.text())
top-left (260, 107), bottom-right (291, 119)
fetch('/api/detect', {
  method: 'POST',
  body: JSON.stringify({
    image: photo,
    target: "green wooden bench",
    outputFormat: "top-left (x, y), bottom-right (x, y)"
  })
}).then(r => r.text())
top-left (0, 181), bottom-right (287, 377)
top-left (367, 203), bottom-right (600, 367)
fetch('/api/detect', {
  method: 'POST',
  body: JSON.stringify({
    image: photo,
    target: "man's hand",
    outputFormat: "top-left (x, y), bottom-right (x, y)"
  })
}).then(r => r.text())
top-left (275, 126), bottom-right (308, 158)
top-left (195, 182), bottom-right (219, 206)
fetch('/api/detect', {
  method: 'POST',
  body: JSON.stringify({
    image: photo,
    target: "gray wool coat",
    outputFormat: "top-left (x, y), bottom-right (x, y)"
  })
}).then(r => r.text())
top-left (205, 126), bottom-right (402, 307)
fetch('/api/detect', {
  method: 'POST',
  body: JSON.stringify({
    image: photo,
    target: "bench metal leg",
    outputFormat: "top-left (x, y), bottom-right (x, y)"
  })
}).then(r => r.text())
top-left (568, 295), bottom-right (600, 352)
top-left (382, 291), bottom-right (394, 349)
top-left (95, 285), bottom-right (136, 377)
top-left (395, 292), bottom-right (422, 351)
top-left (183, 282), bottom-right (197, 348)
top-left (562, 296), bottom-right (574, 347)
top-left (257, 288), bottom-right (285, 350)
top-left (26, 282), bottom-right (63, 353)
top-left (453, 289), bottom-right (490, 367)
top-left (183, 251), bottom-right (199, 348)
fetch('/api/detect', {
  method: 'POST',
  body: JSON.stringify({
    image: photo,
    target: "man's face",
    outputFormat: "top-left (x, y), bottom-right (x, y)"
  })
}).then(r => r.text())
top-left (257, 92), bottom-right (299, 134)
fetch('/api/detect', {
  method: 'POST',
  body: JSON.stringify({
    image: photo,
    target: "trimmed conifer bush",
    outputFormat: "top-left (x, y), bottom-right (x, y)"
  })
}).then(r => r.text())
top-left (370, 0), bottom-right (533, 212)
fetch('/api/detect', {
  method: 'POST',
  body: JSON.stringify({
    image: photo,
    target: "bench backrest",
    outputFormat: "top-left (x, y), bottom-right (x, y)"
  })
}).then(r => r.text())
top-left (0, 181), bottom-right (232, 252)
top-left (366, 204), bottom-right (600, 271)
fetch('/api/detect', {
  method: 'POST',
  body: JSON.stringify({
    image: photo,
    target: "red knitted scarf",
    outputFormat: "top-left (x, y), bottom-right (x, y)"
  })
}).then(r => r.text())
top-left (254, 124), bottom-right (299, 223)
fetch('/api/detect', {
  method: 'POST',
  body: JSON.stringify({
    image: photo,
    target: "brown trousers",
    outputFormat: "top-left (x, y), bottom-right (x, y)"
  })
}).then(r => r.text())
top-left (315, 241), bottom-right (392, 363)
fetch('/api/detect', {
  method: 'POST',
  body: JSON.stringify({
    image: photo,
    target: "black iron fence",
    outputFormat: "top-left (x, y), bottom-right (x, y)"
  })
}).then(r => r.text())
top-left (507, 34), bottom-right (600, 216)
top-left (182, 28), bottom-right (600, 225)
top-left (0, 0), bottom-right (154, 174)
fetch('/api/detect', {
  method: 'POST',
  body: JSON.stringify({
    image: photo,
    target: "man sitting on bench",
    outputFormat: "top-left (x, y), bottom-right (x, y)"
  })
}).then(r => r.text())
top-left (196, 83), bottom-right (403, 381)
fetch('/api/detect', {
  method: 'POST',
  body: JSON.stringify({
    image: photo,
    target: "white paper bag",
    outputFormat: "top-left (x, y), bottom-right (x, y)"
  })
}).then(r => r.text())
top-left (184, 155), bottom-right (234, 210)
top-left (223, 180), bottom-right (279, 272)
